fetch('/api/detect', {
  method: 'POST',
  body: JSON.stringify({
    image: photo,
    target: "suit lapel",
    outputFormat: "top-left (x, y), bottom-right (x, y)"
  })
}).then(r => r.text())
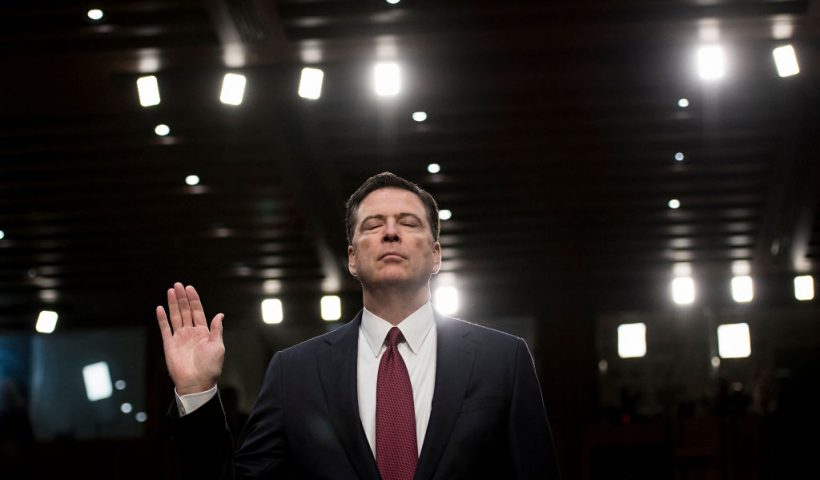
top-left (414, 314), bottom-right (476, 480)
top-left (317, 312), bottom-right (381, 480)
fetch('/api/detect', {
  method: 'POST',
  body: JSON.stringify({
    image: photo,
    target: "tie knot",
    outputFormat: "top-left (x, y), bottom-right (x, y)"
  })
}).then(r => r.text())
top-left (386, 327), bottom-right (404, 348)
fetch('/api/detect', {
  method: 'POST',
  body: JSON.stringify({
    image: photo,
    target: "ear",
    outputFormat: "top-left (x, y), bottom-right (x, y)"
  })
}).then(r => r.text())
top-left (431, 241), bottom-right (442, 274)
top-left (347, 244), bottom-right (357, 276)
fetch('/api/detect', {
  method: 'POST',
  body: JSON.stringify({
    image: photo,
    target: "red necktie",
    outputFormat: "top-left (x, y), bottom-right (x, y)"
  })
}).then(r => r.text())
top-left (376, 327), bottom-right (418, 480)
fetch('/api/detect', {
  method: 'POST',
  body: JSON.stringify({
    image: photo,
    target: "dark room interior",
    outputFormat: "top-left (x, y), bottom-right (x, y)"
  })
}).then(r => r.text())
top-left (1, 1), bottom-right (819, 479)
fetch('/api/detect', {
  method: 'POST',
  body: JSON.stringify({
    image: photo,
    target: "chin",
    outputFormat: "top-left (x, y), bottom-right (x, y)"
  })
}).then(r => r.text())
top-left (360, 272), bottom-right (417, 289)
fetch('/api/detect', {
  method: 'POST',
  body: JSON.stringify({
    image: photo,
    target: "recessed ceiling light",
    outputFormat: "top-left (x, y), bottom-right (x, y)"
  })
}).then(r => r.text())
top-left (412, 111), bottom-right (427, 122)
top-left (261, 298), bottom-right (283, 324)
top-left (321, 295), bottom-right (342, 321)
top-left (36, 310), bottom-right (58, 334)
top-left (717, 323), bottom-right (751, 357)
top-left (136, 76), bottom-right (160, 107)
top-left (427, 163), bottom-right (441, 174)
top-left (678, 98), bottom-right (689, 108)
top-left (298, 67), bottom-right (324, 100)
top-left (618, 323), bottom-right (647, 358)
top-left (82, 361), bottom-right (112, 401)
top-left (87, 9), bottom-right (104, 21)
top-left (154, 124), bottom-right (170, 136)
top-left (433, 286), bottom-right (459, 314)
top-left (772, 44), bottom-right (800, 77)
top-left (668, 199), bottom-right (681, 209)
top-left (793, 275), bottom-right (814, 301)
top-left (731, 276), bottom-right (754, 303)
top-left (439, 209), bottom-right (452, 220)
top-left (697, 45), bottom-right (726, 80)
top-left (671, 277), bottom-right (696, 305)
top-left (674, 152), bottom-right (685, 161)
top-left (220, 73), bottom-right (246, 105)
top-left (185, 175), bottom-right (200, 186)
top-left (373, 62), bottom-right (400, 97)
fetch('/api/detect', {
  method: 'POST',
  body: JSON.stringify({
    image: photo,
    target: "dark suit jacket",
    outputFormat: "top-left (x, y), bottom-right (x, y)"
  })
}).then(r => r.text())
top-left (168, 311), bottom-right (560, 479)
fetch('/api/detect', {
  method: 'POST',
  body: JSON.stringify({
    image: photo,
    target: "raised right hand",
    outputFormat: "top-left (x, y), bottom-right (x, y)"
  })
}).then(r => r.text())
top-left (155, 282), bottom-right (225, 395)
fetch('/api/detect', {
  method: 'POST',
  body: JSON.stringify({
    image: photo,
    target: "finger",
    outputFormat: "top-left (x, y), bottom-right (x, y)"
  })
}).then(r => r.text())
top-left (156, 306), bottom-right (173, 340)
top-left (210, 313), bottom-right (224, 343)
top-left (174, 282), bottom-right (193, 327)
top-left (167, 286), bottom-right (183, 331)
top-left (186, 285), bottom-right (207, 327)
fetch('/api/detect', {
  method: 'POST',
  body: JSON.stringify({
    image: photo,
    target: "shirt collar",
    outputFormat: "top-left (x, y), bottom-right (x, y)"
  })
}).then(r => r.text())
top-left (361, 302), bottom-right (435, 357)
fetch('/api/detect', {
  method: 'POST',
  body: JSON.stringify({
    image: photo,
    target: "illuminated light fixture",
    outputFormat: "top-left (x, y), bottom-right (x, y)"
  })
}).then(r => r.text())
top-left (675, 152), bottom-right (685, 161)
top-left (671, 276), bottom-right (696, 305)
top-left (373, 62), bottom-right (401, 97)
top-left (0, 229), bottom-right (4, 240)
top-left (87, 9), bottom-right (104, 21)
top-left (794, 275), bottom-right (814, 301)
top-left (412, 111), bottom-right (427, 122)
top-left (439, 209), bottom-right (452, 220)
top-left (711, 356), bottom-right (721, 368)
top-left (185, 175), bottom-right (200, 186)
top-left (298, 67), bottom-right (324, 100)
top-left (732, 260), bottom-right (750, 276)
top-left (82, 361), bottom-right (113, 401)
top-left (434, 286), bottom-right (459, 315)
top-left (427, 163), bottom-right (441, 174)
top-left (386, 0), bottom-right (400, 4)
top-left (35, 310), bottom-right (58, 334)
top-left (154, 124), bottom-right (170, 136)
top-left (678, 98), bottom-right (690, 108)
top-left (261, 298), bottom-right (283, 324)
top-left (220, 73), bottom-right (247, 105)
top-left (668, 199), bottom-right (681, 209)
top-left (115, 380), bottom-right (127, 390)
top-left (120, 402), bottom-right (133, 414)
top-left (135, 412), bottom-right (148, 422)
top-left (717, 323), bottom-right (751, 358)
top-left (617, 323), bottom-right (646, 358)
top-left (731, 275), bottom-right (754, 303)
top-left (772, 44), bottom-right (800, 77)
top-left (697, 45), bottom-right (726, 80)
top-left (320, 295), bottom-right (342, 321)
top-left (136, 75), bottom-right (161, 107)
top-left (673, 262), bottom-right (692, 277)
top-left (772, 20), bottom-right (793, 40)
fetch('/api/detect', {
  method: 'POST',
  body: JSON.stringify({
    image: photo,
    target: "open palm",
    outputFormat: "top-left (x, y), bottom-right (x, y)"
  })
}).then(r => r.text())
top-left (156, 283), bottom-right (225, 395)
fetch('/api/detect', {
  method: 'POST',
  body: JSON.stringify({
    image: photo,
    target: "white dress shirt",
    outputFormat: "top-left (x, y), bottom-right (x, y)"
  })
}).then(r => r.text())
top-left (176, 302), bottom-right (438, 457)
top-left (358, 302), bottom-right (437, 456)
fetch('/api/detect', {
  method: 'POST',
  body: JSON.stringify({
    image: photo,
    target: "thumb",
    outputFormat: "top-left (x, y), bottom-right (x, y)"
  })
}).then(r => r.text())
top-left (210, 313), bottom-right (224, 342)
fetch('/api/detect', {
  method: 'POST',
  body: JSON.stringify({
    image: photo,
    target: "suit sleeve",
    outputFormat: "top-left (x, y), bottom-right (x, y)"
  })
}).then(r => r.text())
top-left (167, 351), bottom-right (289, 480)
top-left (508, 339), bottom-right (561, 479)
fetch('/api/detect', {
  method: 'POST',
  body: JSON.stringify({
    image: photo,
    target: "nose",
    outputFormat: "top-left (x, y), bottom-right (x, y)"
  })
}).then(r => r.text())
top-left (382, 219), bottom-right (400, 242)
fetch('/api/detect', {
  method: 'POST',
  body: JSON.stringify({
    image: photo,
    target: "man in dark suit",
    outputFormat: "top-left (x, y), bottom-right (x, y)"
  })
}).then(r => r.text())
top-left (156, 172), bottom-right (560, 479)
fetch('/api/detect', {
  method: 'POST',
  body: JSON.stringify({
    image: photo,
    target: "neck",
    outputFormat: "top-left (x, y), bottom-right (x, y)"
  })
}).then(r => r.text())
top-left (362, 283), bottom-right (430, 325)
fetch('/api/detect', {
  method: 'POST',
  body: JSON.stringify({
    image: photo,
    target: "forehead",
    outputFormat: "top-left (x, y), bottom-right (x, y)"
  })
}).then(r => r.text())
top-left (356, 187), bottom-right (426, 219)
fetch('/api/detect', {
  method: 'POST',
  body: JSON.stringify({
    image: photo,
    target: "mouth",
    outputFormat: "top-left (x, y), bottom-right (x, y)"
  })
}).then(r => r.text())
top-left (379, 253), bottom-right (406, 261)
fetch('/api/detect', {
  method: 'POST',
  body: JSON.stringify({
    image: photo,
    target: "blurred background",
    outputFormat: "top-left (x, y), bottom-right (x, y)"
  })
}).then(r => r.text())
top-left (1, 1), bottom-right (819, 478)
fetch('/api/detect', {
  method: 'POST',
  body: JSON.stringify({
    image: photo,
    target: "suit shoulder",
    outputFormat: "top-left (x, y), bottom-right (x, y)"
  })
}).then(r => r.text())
top-left (440, 316), bottom-right (524, 348)
top-left (277, 320), bottom-right (356, 358)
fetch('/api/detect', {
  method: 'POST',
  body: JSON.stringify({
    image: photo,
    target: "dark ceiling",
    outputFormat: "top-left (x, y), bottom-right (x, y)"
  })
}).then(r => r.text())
top-left (1, 0), bottom-right (818, 330)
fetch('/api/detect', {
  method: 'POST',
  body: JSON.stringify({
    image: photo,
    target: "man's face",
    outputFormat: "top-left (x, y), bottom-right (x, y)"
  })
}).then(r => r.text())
top-left (348, 188), bottom-right (441, 289)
